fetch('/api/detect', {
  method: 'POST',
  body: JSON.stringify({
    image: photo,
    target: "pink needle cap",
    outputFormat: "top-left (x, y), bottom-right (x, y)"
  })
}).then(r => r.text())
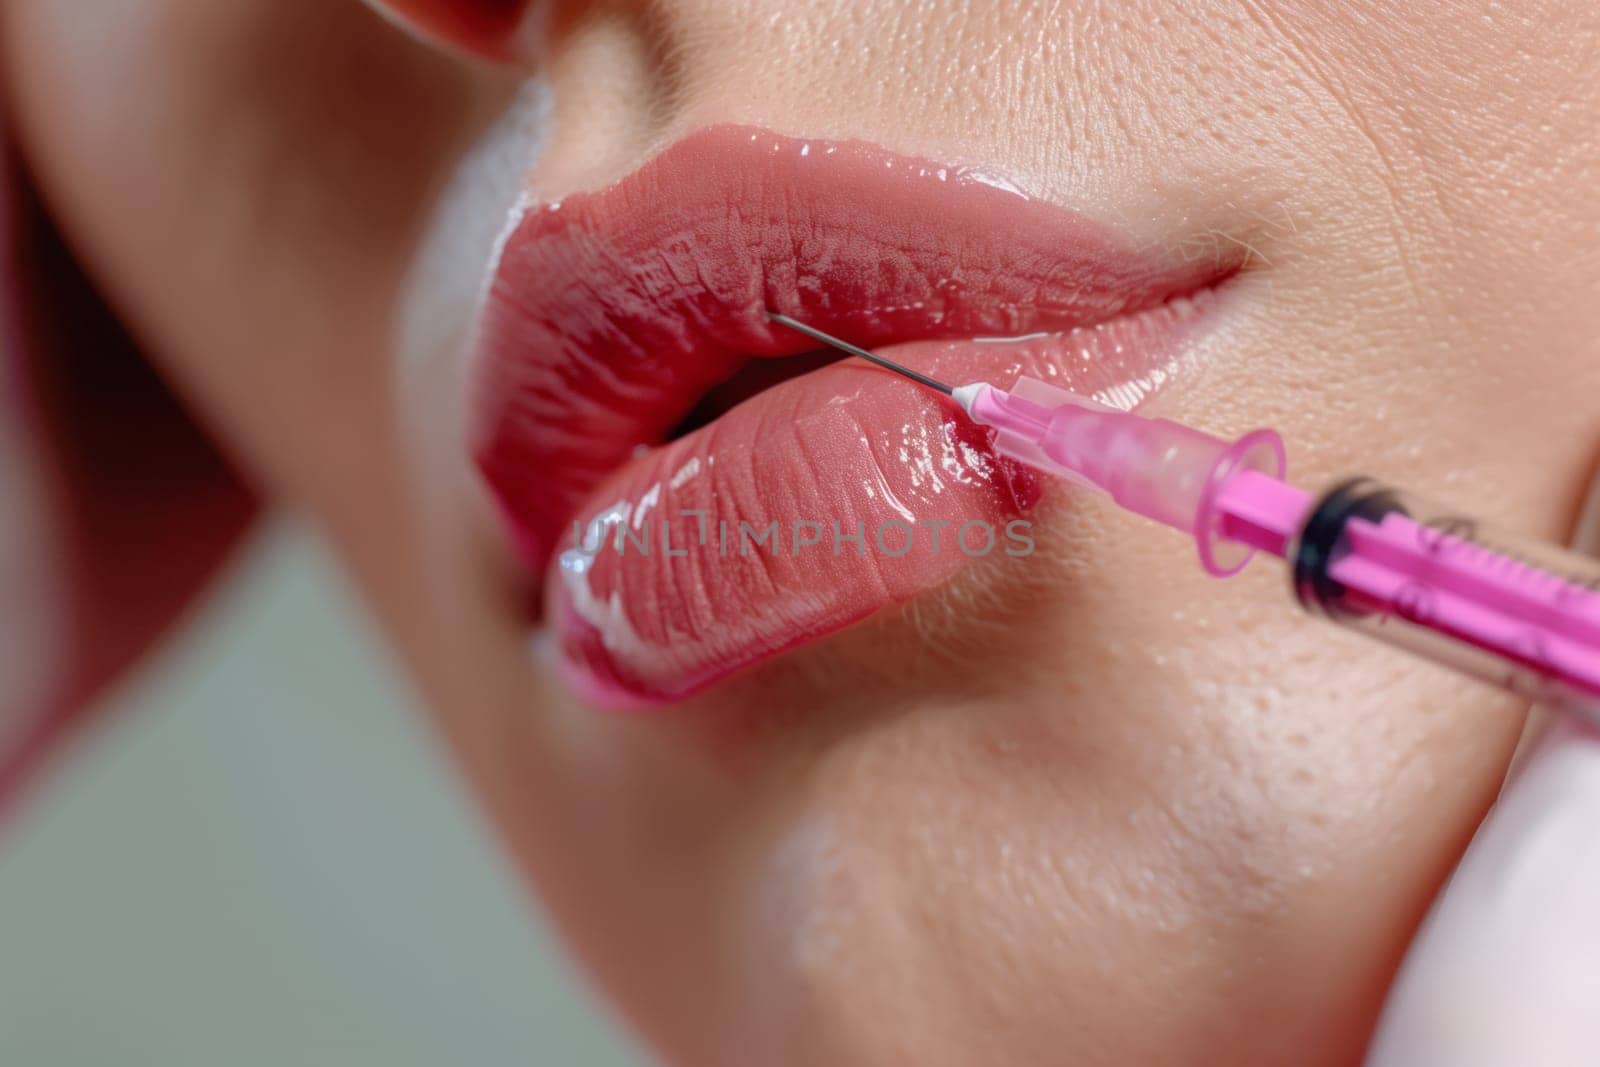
top-left (957, 378), bottom-right (1293, 576)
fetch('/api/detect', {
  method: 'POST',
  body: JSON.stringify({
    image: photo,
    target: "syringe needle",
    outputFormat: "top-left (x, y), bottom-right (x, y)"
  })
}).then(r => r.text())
top-left (767, 312), bottom-right (955, 396)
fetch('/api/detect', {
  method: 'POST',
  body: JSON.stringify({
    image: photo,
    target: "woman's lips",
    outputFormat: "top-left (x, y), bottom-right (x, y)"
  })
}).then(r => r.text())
top-left (551, 307), bottom-right (1214, 708)
top-left (469, 125), bottom-right (1236, 707)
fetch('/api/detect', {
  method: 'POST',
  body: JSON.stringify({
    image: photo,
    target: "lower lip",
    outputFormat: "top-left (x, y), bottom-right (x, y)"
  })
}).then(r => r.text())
top-left (552, 293), bottom-right (1215, 708)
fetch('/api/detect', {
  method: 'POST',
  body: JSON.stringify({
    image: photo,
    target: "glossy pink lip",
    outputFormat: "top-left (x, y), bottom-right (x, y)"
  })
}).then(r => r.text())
top-left (470, 125), bottom-right (1236, 707)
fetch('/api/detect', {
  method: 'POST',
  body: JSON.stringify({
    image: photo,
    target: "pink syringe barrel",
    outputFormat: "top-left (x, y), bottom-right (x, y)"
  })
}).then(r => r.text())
top-left (958, 376), bottom-right (1600, 716)
top-left (958, 377), bottom-right (1289, 576)
top-left (1287, 478), bottom-right (1600, 713)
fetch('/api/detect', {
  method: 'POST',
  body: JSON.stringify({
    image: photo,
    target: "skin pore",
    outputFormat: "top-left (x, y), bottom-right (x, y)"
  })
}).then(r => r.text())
top-left (5, 2), bottom-right (1600, 1063)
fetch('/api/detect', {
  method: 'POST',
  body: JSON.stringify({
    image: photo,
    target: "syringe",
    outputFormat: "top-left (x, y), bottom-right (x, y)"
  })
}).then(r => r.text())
top-left (770, 313), bottom-right (1600, 717)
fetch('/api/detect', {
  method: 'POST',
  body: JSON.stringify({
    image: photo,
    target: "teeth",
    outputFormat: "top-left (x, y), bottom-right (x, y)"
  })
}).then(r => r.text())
top-left (1163, 288), bottom-right (1215, 319)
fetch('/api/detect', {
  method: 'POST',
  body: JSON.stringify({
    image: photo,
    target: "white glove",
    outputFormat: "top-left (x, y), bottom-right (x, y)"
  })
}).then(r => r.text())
top-left (1367, 477), bottom-right (1600, 1067)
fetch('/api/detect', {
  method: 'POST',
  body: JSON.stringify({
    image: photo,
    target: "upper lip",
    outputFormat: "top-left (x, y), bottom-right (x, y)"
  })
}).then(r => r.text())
top-left (468, 124), bottom-right (1238, 706)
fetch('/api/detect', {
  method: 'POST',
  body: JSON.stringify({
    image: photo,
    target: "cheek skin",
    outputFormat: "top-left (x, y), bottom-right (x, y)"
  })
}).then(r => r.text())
top-left (696, 519), bottom-right (1503, 1065)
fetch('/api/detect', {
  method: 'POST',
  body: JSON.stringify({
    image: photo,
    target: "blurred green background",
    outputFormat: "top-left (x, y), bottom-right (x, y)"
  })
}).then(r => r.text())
top-left (0, 522), bottom-right (643, 1066)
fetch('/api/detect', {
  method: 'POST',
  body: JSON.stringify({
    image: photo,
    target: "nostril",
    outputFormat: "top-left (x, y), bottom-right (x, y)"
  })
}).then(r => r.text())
top-left (365, 0), bottom-right (535, 60)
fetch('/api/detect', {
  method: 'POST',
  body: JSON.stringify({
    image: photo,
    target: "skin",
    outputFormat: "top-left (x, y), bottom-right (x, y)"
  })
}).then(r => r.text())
top-left (5, 1), bottom-right (1600, 1062)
